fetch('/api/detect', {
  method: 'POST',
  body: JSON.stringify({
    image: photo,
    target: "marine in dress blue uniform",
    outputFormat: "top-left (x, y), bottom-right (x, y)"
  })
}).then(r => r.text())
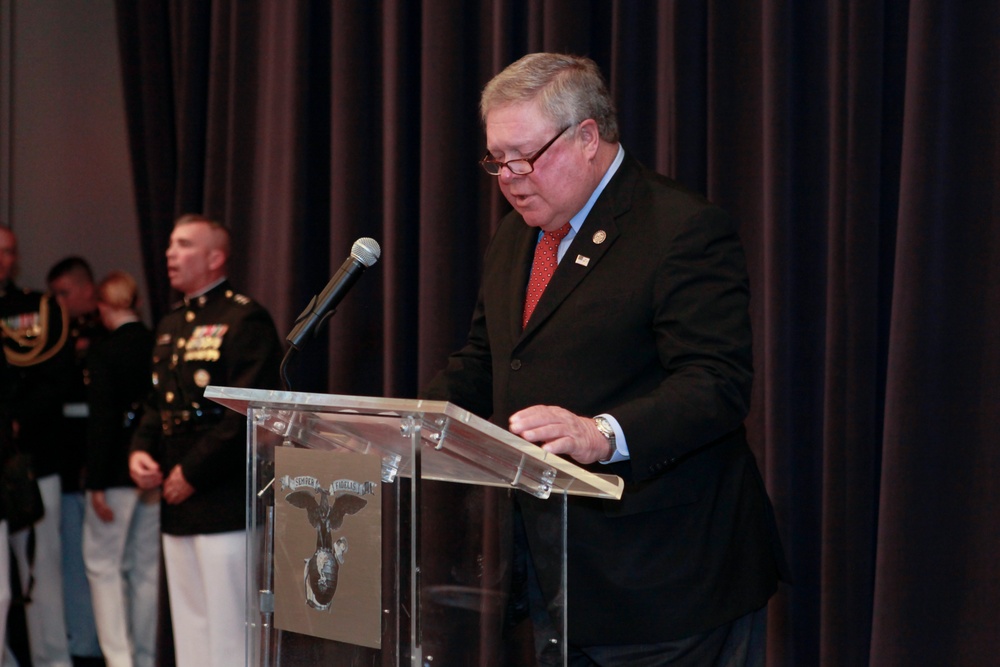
top-left (0, 225), bottom-right (74, 667)
top-left (129, 216), bottom-right (282, 667)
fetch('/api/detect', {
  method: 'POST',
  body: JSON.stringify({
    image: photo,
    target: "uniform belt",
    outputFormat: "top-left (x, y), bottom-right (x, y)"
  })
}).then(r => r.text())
top-left (160, 407), bottom-right (225, 436)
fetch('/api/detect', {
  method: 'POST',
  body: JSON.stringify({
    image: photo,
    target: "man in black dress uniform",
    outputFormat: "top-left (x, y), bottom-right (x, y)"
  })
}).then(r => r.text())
top-left (0, 224), bottom-right (74, 667)
top-left (129, 214), bottom-right (282, 667)
top-left (47, 256), bottom-right (106, 662)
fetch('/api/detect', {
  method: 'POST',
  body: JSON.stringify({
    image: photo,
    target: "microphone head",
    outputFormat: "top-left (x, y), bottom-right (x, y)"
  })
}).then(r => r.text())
top-left (351, 238), bottom-right (381, 267)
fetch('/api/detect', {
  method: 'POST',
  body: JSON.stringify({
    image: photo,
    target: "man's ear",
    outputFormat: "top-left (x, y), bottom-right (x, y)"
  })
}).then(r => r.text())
top-left (207, 248), bottom-right (226, 272)
top-left (578, 118), bottom-right (601, 156)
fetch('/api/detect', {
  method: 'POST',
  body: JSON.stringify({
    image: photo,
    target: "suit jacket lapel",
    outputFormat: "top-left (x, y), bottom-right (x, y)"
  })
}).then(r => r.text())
top-left (516, 154), bottom-right (640, 341)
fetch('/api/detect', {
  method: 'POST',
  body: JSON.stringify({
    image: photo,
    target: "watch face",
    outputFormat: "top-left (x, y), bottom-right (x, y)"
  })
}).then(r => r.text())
top-left (594, 417), bottom-right (616, 461)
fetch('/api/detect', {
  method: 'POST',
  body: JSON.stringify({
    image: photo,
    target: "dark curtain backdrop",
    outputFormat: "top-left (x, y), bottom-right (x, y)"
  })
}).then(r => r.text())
top-left (114, 1), bottom-right (1000, 665)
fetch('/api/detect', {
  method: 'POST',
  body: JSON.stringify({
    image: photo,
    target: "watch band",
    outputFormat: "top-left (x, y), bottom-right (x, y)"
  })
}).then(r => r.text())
top-left (593, 416), bottom-right (616, 462)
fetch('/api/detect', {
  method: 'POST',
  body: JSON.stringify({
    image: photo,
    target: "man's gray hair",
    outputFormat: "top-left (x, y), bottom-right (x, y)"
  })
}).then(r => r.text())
top-left (480, 53), bottom-right (620, 142)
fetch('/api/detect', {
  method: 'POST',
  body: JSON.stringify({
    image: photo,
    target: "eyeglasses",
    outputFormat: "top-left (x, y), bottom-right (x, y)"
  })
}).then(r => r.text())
top-left (479, 125), bottom-right (572, 176)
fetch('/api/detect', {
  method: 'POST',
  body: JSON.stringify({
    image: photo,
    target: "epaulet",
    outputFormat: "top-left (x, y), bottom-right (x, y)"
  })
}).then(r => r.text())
top-left (225, 290), bottom-right (253, 306)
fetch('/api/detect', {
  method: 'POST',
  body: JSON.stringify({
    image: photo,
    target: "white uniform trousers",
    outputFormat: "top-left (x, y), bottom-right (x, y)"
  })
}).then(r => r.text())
top-left (161, 530), bottom-right (246, 667)
top-left (83, 488), bottom-right (161, 667)
top-left (10, 473), bottom-right (71, 667)
top-left (0, 519), bottom-right (11, 661)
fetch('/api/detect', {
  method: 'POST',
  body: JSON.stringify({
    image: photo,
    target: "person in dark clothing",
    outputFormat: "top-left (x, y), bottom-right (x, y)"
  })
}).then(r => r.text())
top-left (1, 224), bottom-right (74, 667)
top-left (48, 255), bottom-right (106, 662)
top-left (422, 54), bottom-right (784, 666)
top-left (129, 215), bottom-right (282, 667)
top-left (83, 271), bottom-right (158, 667)
top-left (0, 345), bottom-right (16, 662)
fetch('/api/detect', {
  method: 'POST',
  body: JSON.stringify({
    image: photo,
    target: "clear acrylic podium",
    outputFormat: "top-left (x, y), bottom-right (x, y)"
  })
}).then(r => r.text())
top-left (205, 386), bottom-right (623, 667)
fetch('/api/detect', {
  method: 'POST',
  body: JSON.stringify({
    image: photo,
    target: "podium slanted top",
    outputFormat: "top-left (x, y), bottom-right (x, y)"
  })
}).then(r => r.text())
top-left (205, 385), bottom-right (623, 500)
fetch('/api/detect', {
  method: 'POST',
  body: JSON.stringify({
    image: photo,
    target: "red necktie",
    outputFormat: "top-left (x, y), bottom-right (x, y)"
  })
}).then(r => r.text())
top-left (523, 223), bottom-right (571, 328)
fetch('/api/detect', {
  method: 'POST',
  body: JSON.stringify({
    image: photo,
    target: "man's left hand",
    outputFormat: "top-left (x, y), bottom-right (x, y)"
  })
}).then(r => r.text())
top-left (163, 465), bottom-right (195, 505)
top-left (509, 405), bottom-right (610, 464)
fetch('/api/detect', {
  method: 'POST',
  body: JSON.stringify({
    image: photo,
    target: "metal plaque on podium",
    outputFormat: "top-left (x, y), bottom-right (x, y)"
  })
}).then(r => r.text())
top-left (205, 386), bottom-right (623, 666)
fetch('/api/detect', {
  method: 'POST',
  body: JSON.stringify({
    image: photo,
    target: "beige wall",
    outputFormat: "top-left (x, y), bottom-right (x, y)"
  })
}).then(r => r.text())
top-left (0, 0), bottom-right (148, 320)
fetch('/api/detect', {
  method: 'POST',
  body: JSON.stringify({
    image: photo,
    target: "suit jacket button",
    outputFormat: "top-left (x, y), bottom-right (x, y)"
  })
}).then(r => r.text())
top-left (510, 359), bottom-right (522, 370)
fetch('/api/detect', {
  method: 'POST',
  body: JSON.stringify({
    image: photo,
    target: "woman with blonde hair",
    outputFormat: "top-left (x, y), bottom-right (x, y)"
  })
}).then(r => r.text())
top-left (82, 271), bottom-right (159, 667)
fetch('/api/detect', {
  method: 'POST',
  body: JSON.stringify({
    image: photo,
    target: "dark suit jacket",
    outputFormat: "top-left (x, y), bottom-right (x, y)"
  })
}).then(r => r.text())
top-left (424, 153), bottom-right (783, 645)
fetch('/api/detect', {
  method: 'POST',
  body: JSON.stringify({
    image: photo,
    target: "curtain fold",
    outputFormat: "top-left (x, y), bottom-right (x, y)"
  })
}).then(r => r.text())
top-left (873, 2), bottom-right (1000, 664)
top-left (818, 2), bottom-right (887, 664)
top-left (114, 0), bottom-right (178, 320)
top-left (113, 1), bottom-right (1000, 664)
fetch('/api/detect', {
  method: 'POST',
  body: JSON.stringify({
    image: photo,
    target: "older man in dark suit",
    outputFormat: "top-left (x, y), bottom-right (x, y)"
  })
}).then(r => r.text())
top-left (423, 53), bottom-right (784, 666)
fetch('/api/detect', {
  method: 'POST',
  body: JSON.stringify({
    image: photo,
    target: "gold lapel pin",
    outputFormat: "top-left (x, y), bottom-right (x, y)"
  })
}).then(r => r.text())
top-left (592, 230), bottom-right (607, 244)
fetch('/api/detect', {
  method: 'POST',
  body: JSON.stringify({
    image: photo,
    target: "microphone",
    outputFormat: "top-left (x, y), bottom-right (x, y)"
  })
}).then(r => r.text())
top-left (285, 237), bottom-right (381, 350)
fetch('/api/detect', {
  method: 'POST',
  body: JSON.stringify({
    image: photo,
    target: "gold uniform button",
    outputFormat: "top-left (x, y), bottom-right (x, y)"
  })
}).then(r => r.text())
top-left (185, 311), bottom-right (195, 322)
top-left (165, 391), bottom-right (175, 403)
top-left (194, 370), bottom-right (211, 388)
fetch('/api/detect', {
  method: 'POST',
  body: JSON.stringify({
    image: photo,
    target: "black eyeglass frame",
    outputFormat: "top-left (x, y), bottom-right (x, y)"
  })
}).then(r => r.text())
top-left (479, 125), bottom-right (572, 176)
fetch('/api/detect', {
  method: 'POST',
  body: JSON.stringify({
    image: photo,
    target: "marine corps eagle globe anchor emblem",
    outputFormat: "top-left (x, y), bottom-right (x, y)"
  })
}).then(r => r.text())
top-left (284, 483), bottom-right (370, 611)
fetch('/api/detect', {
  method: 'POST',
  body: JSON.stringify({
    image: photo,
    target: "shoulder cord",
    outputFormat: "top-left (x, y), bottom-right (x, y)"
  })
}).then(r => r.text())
top-left (1, 295), bottom-right (70, 367)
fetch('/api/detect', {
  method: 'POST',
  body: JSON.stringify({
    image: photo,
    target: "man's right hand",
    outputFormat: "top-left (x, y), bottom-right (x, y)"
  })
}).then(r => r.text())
top-left (129, 450), bottom-right (164, 490)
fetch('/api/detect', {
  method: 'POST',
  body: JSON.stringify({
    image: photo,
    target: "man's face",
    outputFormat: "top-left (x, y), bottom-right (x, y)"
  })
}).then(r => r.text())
top-left (166, 222), bottom-right (224, 295)
top-left (0, 228), bottom-right (17, 284)
top-left (485, 101), bottom-right (590, 232)
top-left (49, 273), bottom-right (97, 319)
